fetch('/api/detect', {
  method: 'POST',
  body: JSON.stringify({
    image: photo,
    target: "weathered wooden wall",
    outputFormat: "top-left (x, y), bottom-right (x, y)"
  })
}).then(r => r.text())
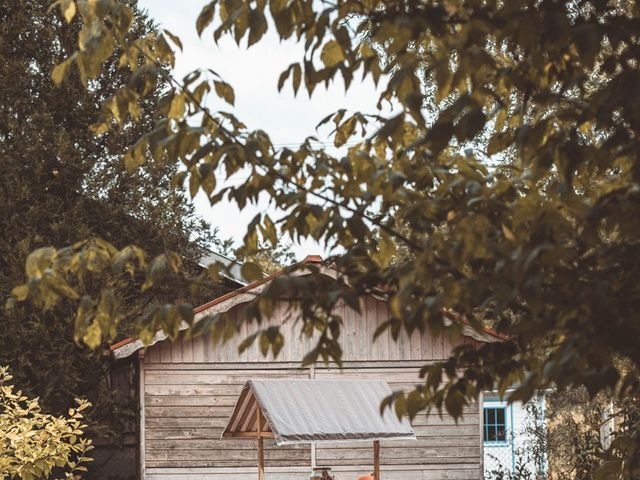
top-left (141, 296), bottom-right (482, 480)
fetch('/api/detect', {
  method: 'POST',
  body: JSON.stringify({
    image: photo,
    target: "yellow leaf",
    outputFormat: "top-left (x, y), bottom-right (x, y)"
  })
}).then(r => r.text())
top-left (502, 224), bottom-right (516, 242)
top-left (334, 116), bottom-right (356, 147)
top-left (63, 0), bottom-right (76, 23)
top-left (11, 285), bottom-right (29, 301)
top-left (51, 57), bottom-right (73, 86)
top-left (579, 121), bottom-right (592, 135)
top-left (90, 122), bottom-right (109, 137)
top-left (82, 322), bottom-right (102, 350)
top-left (25, 247), bottom-right (56, 278)
top-left (495, 108), bottom-right (507, 132)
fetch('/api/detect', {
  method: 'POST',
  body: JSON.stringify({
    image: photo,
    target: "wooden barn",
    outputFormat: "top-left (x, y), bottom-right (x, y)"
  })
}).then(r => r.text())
top-left (111, 256), bottom-right (501, 480)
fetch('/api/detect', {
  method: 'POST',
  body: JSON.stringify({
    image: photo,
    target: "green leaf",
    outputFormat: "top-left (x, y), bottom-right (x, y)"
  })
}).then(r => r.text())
top-left (238, 331), bottom-right (259, 354)
top-left (292, 63), bottom-right (301, 95)
top-left (189, 172), bottom-right (200, 199)
top-left (454, 107), bottom-right (486, 142)
top-left (259, 331), bottom-right (269, 356)
top-left (241, 262), bottom-right (263, 282)
top-left (168, 93), bottom-right (186, 119)
top-left (594, 460), bottom-right (623, 480)
top-left (196, 2), bottom-right (216, 36)
top-left (406, 390), bottom-right (424, 419)
top-left (248, 9), bottom-right (268, 47)
top-left (444, 389), bottom-right (464, 419)
top-left (302, 348), bottom-right (318, 367)
top-left (263, 215), bottom-right (277, 246)
top-left (271, 331), bottom-right (284, 357)
top-left (214, 81), bottom-right (235, 105)
top-left (321, 41), bottom-right (345, 68)
top-left (487, 131), bottom-right (513, 155)
top-left (278, 64), bottom-right (293, 92)
top-left (377, 232), bottom-right (396, 266)
top-left (575, 25), bottom-right (602, 69)
top-left (163, 29), bottom-right (183, 51)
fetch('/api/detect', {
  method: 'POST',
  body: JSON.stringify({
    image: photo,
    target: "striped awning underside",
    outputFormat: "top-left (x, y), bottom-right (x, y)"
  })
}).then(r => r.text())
top-left (222, 383), bottom-right (273, 436)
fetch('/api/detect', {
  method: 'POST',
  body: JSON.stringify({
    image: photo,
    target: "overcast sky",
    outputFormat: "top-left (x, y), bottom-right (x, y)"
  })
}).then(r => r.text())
top-left (138, 0), bottom-right (388, 260)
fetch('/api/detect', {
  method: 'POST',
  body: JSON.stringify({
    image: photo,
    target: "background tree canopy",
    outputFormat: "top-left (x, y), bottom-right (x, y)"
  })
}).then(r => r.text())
top-left (0, 0), bottom-right (229, 441)
top-left (7, 0), bottom-right (640, 477)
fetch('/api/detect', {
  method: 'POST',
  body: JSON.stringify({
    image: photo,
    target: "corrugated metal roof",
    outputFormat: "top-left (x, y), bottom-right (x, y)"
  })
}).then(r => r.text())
top-left (222, 379), bottom-right (417, 445)
top-left (198, 250), bottom-right (248, 286)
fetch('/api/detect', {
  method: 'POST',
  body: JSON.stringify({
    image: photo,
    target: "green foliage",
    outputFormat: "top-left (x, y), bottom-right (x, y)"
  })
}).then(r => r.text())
top-left (544, 387), bottom-right (640, 480)
top-left (546, 388), bottom-right (608, 479)
top-left (0, 366), bottom-right (93, 480)
top-left (239, 241), bottom-right (296, 275)
top-left (7, 0), bottom-right (640, 477)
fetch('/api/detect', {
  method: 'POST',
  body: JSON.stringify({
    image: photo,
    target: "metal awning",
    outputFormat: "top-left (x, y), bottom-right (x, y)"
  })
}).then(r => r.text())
top-left (222, 379), bottom-right (416, 480)
top-left (222, 379), bottom-right (416, 446)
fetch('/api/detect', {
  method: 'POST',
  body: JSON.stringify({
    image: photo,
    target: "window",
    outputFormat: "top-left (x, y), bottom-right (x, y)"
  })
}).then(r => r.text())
top-left (484, 407), bottom-right (507, 443)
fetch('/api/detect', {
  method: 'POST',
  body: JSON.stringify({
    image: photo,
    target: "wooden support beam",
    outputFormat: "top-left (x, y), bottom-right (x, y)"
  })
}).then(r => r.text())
top-left (257, 408), bottom-right (265, 480)
top-left (223, 431), bottom-right (274, 439)
top-left (138, 355), bottom-right (146, 478)
top-left (373, 440), bottom-right (380, 480)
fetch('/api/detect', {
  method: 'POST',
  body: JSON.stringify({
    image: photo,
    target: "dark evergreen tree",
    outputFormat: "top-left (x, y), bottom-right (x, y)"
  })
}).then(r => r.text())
top-left (0, 0), bottom-right (225, 447)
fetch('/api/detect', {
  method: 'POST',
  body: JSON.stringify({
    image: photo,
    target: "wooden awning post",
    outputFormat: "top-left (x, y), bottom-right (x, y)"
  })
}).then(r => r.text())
top-left (257, 408), bottom-right (265, 480)
top-left (373, 440), bottom-right (380, 480)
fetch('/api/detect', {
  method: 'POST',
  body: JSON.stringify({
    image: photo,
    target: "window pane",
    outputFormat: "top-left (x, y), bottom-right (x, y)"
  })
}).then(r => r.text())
top-left (483, 407), bottom-right (507, 443)
top-left (487, 408), bottom-right (495, 424)
top-left (496, 408), bottom-right (505, 426)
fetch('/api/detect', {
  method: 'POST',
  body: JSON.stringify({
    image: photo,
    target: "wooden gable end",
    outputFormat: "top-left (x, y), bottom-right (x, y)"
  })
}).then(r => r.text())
top-left (144, 295), bottom-right (475, 365)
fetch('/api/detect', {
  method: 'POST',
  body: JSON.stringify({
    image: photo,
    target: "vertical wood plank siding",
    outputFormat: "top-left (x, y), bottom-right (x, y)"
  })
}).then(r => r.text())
top-left (142, 296), bottom-right (481, 480)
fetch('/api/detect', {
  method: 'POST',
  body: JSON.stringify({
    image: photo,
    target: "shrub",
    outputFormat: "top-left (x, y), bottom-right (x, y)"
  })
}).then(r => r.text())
top-left (0, 366), bottom-right (93, 480)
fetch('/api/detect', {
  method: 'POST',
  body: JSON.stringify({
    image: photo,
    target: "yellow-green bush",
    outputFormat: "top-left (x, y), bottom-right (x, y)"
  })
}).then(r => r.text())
top-left (0, 366), bottom-right (93, 480)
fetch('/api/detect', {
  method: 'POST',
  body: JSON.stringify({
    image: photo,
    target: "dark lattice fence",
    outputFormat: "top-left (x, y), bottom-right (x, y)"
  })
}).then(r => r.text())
top-left (89, 440), bottom-right (137, 480)
top-left (86, 360), bottom-right (139, 480)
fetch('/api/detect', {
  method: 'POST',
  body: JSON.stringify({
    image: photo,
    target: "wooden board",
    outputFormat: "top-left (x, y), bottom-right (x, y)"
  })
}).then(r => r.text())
top-left (144, 368), bottom-right (310, 470)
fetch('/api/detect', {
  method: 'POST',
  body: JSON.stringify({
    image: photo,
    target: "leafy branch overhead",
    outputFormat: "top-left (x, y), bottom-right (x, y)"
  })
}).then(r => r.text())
top-left (8, 0), bottom-right (640, 477)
